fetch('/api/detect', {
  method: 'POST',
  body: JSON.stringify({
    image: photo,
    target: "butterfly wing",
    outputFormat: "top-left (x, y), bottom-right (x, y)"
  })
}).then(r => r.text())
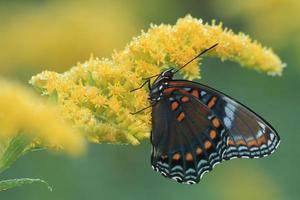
top-left (151, 88), bottom-right (228, 184)
top-left (167, 80), bottom-right (280, 160)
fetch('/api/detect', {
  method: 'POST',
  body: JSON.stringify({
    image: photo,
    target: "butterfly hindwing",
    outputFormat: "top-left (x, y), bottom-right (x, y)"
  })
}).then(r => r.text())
top-left (167, 80), bottom-right (280, 160)
top-left (151, 89), bottom-right (227, 184)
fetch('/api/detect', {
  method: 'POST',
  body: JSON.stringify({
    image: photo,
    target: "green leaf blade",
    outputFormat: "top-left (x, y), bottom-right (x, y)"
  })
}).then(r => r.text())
top-left (0, 134), bottom-right (30, 174)
top-left (0, 178), bottom-right (52, 192)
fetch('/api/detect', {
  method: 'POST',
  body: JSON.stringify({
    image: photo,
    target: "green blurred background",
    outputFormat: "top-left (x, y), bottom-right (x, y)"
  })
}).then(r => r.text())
top-left (0, 0), bottom-right (299, 199)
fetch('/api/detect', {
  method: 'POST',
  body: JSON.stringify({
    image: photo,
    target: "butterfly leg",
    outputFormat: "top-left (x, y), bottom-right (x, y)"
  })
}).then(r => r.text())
top-left (130, 79), bottom-right (150, 92)
top-left (148, 78), bottom-right (151, 90)
top-left (130, 102), bottom-right (156, 115)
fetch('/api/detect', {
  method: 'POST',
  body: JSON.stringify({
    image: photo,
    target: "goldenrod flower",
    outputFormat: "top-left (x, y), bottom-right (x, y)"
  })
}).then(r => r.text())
top-left (30, 15), bottom-right (285, 145)
top-left (0, 79), bottom-right (85, 155)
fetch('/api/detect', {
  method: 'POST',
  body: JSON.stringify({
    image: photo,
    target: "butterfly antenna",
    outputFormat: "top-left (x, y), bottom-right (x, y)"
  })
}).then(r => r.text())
top-left (173, 43), bottom-right (218, 74)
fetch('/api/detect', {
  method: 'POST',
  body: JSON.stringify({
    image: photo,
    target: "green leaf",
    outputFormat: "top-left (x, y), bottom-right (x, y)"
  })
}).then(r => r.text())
top-left (0, 178), bottom-right (52, 191)
top-left (0, 134), bottom-right (30, 174)
top-left (0, 135), bottom-right (52, 192)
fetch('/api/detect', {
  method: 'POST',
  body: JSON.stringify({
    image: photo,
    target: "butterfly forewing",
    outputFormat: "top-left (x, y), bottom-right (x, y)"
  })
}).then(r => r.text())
top-left (151, 89), bottom-right (227, 184)
top-left (167, 80), bottom-right (280, 159)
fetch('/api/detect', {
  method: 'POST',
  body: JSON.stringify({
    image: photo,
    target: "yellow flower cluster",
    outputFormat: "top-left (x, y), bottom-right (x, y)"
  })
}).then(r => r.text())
top-left (0, 79), bottom-right (85, 155)
top-left (31, 58), bottom-right (149, 145)
top-left (30, 15), bottom-right (285, 145)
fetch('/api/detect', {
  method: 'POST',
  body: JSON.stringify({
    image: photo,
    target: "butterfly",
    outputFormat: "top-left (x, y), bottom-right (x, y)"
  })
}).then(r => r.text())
top-left (131, 44), bottom-right (280, 184)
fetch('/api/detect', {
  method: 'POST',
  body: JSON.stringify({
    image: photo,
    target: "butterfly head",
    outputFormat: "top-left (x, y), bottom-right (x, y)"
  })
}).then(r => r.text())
top-left (160, 68), bottom-right (175, 79)
top-left (152, 68), bottom-right (175, 85)
top-left (149, 68), bottom-right (175, 102)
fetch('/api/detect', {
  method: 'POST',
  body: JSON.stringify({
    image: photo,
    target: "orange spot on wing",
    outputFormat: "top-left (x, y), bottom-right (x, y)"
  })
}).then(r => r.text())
top-left (169, 81), bottom-right (185, 86)
top-left (210, 130), bottom-right (217, 139)
top-left (177, 112), bottom-right (185, 122)
top-left (181, 96), bottom-right (189, 103)
top-left (185, 152), bottom-right (193, 161)
top-left (204, 140), bottom-right (212, 149)
top-left (257, 134), bottom-right (267, 145)
top-left (171, 101), bottom-right (179, 111)
top-left (247, 139), bottom-right (258, 147)
top-left (196, 147), bottom-right (203, 155)
top-left (163, 87), bottom-right (177, 94)
top-left (191, 89), bottom-right (199, 98)
top-left (236, 139), bottom-right (247, 146)
top-left (207, 96), bottom-right (217, 108)
top-left (172, 153), bottom-right (181, 161)
top-left (227, 138), bottom-right (235, 146)
top-left (212, 117), bottom-right (220, 128)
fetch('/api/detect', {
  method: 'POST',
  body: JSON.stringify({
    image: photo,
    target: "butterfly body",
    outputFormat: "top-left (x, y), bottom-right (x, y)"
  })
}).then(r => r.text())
top-left (149, 68), bottom-right (175, 103)
top-left (148, 68), bottom-right (280, 184)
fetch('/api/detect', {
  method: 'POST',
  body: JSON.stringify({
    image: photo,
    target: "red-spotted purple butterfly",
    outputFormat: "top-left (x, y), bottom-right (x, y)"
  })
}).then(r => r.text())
top-left (131, 44), bottom-right (280, 184)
